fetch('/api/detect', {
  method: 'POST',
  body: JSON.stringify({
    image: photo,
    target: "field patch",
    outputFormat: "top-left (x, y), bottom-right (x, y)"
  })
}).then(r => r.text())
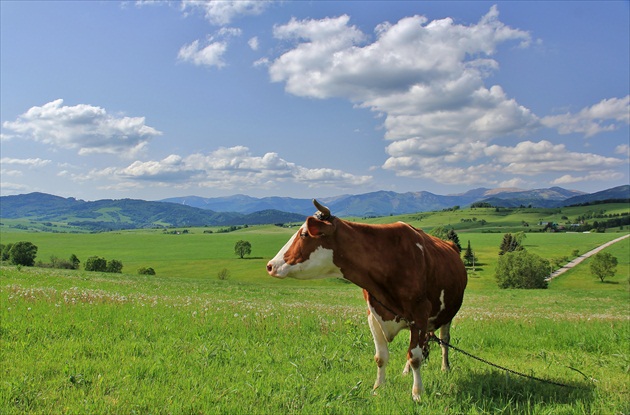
top-left (1, 264), bottom-right (628, 414)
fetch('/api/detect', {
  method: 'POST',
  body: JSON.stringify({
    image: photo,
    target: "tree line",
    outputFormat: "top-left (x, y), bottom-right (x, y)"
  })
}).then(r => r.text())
top-left (0, 241), bottom-right (155, 275)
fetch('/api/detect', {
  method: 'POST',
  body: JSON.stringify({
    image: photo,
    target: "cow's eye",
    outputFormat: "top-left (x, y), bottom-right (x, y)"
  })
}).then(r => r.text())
top-left (300, 231), bottom-right (308, 238)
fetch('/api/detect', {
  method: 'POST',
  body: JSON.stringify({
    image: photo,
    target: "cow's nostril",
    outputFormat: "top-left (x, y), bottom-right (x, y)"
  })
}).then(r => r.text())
top-left (266, 264), bottom-right (273, 273)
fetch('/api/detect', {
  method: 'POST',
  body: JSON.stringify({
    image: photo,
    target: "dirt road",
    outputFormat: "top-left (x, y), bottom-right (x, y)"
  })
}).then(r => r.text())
top-left (545, 233), bottom-right (629, 281)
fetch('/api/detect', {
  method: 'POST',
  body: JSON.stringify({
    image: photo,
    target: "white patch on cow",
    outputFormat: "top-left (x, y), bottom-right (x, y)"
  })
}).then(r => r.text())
top-left (428, 289), bottom-right (446, 330)
top-left (274, 246), bottom-right (342, 280)
top-left (416, 243), bottom-right (424, 255)
top-left (368, 302), bottom-right (407, 342)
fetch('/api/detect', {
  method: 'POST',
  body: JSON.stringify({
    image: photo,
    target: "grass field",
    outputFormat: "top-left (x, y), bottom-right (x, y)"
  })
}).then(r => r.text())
top-left (1, 205), bottom-right (629, 414)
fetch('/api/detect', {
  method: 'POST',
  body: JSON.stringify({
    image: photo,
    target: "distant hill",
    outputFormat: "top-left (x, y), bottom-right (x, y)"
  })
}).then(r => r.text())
top-left (0, 192), bottom-right (306, 231)
top-left (1, 186), bottom-right (626, 232)
top-left (161, 186), bottom-right (591, 216)
top-left (559, 185), bottom-right (630, 206)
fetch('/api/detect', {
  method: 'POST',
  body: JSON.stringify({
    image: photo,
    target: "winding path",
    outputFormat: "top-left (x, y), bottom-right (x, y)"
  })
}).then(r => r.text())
top-left (545, 233), bottom-right (630, 281)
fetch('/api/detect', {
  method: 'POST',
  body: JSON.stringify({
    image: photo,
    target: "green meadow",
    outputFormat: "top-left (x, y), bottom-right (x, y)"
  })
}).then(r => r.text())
top-left (1, 205), bottom-right (629, 414)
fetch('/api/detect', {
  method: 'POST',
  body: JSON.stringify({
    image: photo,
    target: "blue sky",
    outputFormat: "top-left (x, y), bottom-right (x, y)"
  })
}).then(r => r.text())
top-left (1, 1), bottom-right (628, 201)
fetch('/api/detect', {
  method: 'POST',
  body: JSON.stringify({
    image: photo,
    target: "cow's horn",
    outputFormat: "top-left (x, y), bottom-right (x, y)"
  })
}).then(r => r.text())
top-left (313, 199), bottom-right (331, 220)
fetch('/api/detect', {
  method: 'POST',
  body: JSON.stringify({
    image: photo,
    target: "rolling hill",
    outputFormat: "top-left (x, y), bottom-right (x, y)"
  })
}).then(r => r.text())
top-left (0, 193), bottom-right (305, 231)
top-left (1, 185), bottom-right (627, 232)
top-left (162, 186), bottom-right (597, 216)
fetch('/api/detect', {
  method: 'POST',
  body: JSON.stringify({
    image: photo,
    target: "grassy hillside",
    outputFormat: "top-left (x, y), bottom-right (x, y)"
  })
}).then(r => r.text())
top-left (1, 202), bottom-right (628, 413)
top-left (1, 241), bottom-right (628, 414)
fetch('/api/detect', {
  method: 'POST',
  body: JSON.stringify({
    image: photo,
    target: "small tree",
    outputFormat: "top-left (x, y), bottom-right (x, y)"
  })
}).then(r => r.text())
top-left (429, 226), bottom-right (449, 240)
top-left (69, 254), bottom-right (81, 270)
top-left (495, 250), bottom-right (549, 289)
top-left (590, 252), bottom-right (618, 283)
top-left (106, 259), bottom-right (123, 273)
top-left (9, 241), bottom-right (38, 266)
top-left (85, 256), bottom-right (107, 272)
top-left (0, 244), bottom-right (8, 261)
top-left (234, 240), bottom-right (252, 259)
top-left (463, 240), bottom-right (475, 266)
top-left (499, 233), bottom-right (523, 255)
top-left (446, 229), bottom-right (462, 252)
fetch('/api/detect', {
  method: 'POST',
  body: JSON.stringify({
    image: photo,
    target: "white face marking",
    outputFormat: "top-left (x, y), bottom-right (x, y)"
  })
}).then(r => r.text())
top-left (416, 243), bottom-right (424, 255)
top-left (267, 223), bottom-right (342, 280)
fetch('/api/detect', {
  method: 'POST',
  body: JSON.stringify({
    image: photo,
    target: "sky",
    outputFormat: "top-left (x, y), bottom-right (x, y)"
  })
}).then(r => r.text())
top-left (1, 1), bottom-right (629, 201)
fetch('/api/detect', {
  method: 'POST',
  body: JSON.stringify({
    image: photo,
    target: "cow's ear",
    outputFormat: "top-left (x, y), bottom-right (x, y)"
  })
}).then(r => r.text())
top-left (306, 216), bottom-right (334, 237)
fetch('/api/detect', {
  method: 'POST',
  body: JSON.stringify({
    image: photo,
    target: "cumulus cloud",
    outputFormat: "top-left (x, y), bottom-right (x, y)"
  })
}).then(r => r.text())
top-left (2, 99), bottom-right (161, 157)
top-left (108, 146), bottom-right (371, 190)
top-left (178, 27), bottom-right (242, 68)
top-left (267, 7), bottom-right (545, 183)
top-left (382, 138), bottom-right (626, 186)
top-left (265, 6), bottom-right (628, 188)
top-left (541, 95), bottom-right (630, 137)
top-left (181, 0), bottom-right (272, 26)
top-left (485, 140), bottom-right (625, 175)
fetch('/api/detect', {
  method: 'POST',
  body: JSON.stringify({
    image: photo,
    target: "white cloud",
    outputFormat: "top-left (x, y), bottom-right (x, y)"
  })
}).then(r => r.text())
top-left (180, 0), bottom-right (272, 25)
top-left (102, 146), bottom-right (372, 191)
top-left (268, 7), bottom-right (542, 182)
top-left (178, 27), bottom-right (242, 68)
top-left (0, 181), bottom-right (30, 194)
top-left (248, 36), bottom-right (259, 51)
top-left (266, 7), bottom-right (628, 189)
top-left (1, 99), bottom-right (161, 157)
top-left (0, 157), bottom-right (51, 167)
top-left (0, 169), bottom-right (23, 177)
top-left (615, 144), bottom-right (630, 157)
top-left (551, 171), bottom-right (624, 185)
top-left (541, 95), bottom-right (630, 137)
top-left (178, 39), bottom-right (229, 68)
top-left (382, 138), bottom-right (626, 187)
top-left (485, 140), bottom-right (625, 175)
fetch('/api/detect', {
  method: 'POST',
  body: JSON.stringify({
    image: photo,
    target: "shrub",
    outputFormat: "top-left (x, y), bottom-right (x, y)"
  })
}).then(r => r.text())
top-left (495, 250), bottom-right (549, 289)
top-left (85, 256), bottom-right (107, 272)
top-left (106, 259), bottom-right (123, 273)
top-left (138, 267), bottom-right (156, 275)
top-left (9, 241), bottom-right (38, 266)
top-left (217, 268), bottom-right (230, 280)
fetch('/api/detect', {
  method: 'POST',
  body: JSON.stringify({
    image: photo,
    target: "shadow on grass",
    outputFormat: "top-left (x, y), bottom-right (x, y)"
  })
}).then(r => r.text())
top-left (455, 370), bottom-right (595, 407)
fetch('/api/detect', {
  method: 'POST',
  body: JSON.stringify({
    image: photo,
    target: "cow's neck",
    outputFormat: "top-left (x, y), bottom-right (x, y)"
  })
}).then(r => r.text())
top-left (332, 219), bottom-right (408, 315)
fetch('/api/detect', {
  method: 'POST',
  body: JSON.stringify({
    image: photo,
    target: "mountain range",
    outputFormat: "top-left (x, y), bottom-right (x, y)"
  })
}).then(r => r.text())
top-left (1, 185), bottom-right (628, 231)
top-left (161, 185), bottom-right (629, 217)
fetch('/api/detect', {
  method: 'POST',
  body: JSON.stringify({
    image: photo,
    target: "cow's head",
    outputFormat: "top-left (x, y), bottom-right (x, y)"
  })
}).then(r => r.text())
top-left (266, 200), bottom-right (343, 280)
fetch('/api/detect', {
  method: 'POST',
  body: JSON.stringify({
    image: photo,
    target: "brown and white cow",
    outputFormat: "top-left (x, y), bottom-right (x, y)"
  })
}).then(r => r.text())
top-left (266, 200), bottom-right (467, 401)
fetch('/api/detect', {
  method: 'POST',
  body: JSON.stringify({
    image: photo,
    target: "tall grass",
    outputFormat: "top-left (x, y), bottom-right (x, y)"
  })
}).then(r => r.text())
top-left (1, 207), bottom-right (628, 413)
top-left (1, 258), bottom-right (628, 414)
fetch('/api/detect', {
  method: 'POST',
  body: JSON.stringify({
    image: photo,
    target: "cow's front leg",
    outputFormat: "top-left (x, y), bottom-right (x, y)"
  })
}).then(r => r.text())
top-left (406, 326), bottom-right (426, 401)
top-left (367, 312), bottom-right (389, 392)
top-left (407, 303), bottom-right (430, 402)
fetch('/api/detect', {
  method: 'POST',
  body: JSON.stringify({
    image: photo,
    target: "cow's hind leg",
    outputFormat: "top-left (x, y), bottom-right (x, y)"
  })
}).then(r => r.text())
top-left (439, 321), bottom-right (452, 371)
top-left (367, 312), bottom-right (389, 392)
